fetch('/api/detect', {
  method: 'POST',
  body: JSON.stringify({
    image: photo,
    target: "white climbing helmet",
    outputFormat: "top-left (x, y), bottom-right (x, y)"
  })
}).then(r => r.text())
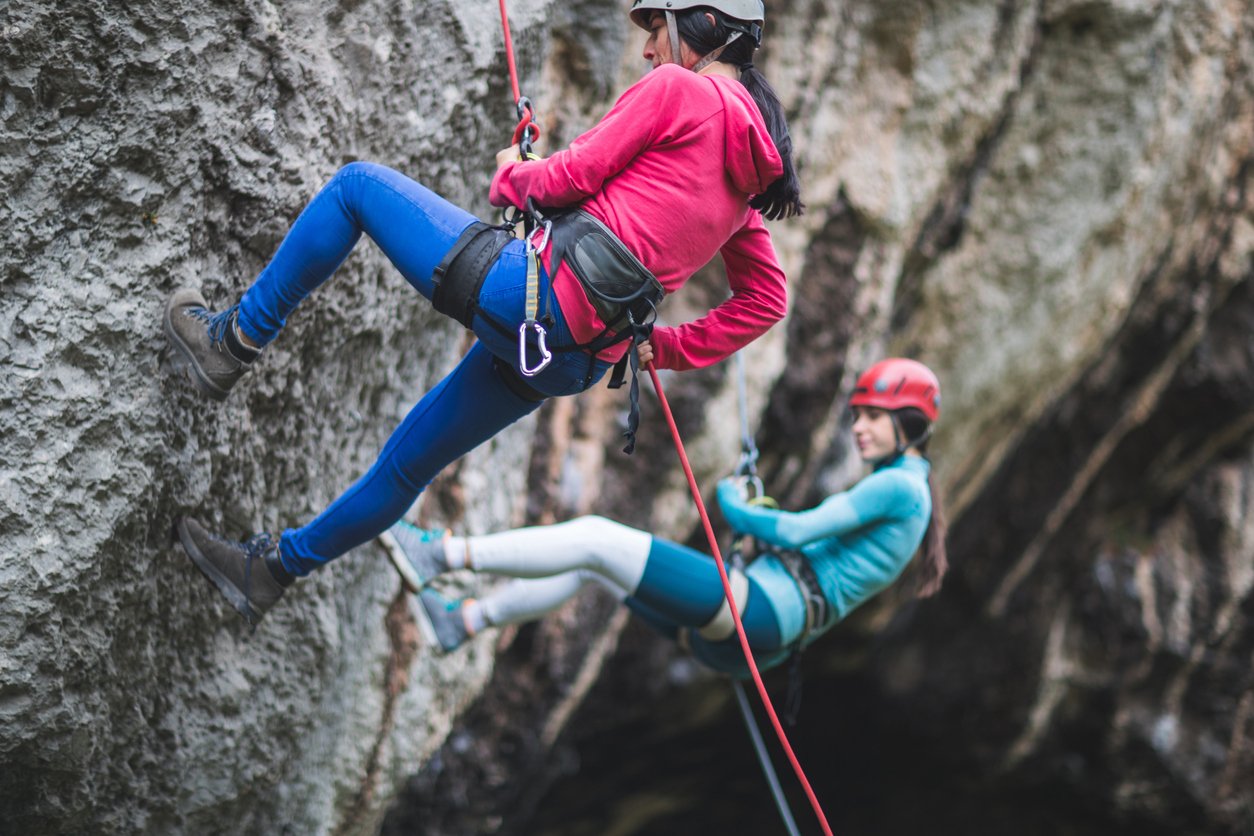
top-left (629, 0), bottom-right (765, 30)
top-left (629, 0), bottom-right (764, 71)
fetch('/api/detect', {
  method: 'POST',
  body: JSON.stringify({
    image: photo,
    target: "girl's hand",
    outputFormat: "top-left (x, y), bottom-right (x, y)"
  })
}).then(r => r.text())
top-left (636, 339), bottom-right (654, 368)
top-left (495, 144), bottom-right (523, 169)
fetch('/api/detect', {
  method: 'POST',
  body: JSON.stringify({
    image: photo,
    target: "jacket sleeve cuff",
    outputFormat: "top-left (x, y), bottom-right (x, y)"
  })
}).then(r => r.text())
top-left (647, 327), bottom-right (677, 370)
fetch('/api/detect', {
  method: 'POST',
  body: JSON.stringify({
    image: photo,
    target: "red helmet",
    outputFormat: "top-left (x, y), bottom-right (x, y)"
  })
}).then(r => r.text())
top-left (849, 358), bottom-right (941, 422)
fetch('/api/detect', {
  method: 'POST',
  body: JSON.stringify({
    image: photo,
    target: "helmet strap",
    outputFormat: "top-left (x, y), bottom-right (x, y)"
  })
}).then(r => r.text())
top-left (665, 10), bottom-right (681, 67)
top-left (890, 412), bottom-right (933, 455)
top-left (691, 31), bottom-right (742, 73)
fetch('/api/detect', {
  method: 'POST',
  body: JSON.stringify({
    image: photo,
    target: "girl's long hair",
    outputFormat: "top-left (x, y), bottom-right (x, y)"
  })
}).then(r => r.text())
top-left (896, 408), bottom-right (949, 598)
top-left (673, 8), bottom-right (804, 220)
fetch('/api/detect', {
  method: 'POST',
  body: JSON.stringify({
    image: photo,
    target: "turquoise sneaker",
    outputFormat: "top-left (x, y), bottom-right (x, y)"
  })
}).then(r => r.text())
top-left (378, 521), bottom-right (449, 592)
top-left (416, 589), bottom-right (471, 653)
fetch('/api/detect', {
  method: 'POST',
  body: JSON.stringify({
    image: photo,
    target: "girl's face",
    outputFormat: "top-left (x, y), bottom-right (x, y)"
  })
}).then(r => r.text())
top-left (642, 13), bottom-right (675, 67)
top-left (851, 406), bottom-right (898, 462)
top-left (642, 12), bottom-right (701, 69)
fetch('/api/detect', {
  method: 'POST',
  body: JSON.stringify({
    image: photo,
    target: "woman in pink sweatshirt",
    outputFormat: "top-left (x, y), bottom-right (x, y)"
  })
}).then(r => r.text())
top-left (163, 0), bottom-right (803, 628)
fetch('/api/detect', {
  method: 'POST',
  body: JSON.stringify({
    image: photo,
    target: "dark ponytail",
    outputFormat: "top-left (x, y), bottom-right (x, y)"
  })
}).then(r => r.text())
top-left (895, 408), bottom-right (949, 598)
top-left (674, 9), bottom-right (804, 220)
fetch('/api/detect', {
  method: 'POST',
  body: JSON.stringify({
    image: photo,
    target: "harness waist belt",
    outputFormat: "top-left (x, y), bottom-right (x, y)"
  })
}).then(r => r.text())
top-left (430, 212), bottom-right (663, 344)
top-left (547, 209), bottom-right (665, 334)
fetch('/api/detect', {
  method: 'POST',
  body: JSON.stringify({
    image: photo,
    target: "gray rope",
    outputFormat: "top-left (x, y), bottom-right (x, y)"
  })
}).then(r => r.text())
top-left (732, 679), bottom-right (802, 836)
top-left (734, 350), bottom-right (759, 477)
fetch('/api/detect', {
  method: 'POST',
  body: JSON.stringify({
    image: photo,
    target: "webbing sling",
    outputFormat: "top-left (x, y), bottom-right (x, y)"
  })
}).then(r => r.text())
top-left (518, 216), bottom-right (554, 377)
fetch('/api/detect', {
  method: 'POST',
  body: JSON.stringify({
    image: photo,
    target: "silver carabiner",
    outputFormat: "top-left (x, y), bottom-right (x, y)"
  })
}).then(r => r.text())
top-left (518, 320), bottom-right (552, 377)
top-left (744, 474), bottom-right (766, 500)
top-left (530, 218), bottom-right (553, 255)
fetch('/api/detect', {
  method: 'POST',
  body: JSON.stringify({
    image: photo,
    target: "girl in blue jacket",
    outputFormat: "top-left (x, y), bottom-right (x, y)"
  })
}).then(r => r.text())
top-left (384, 358), bottom-right (948, 673)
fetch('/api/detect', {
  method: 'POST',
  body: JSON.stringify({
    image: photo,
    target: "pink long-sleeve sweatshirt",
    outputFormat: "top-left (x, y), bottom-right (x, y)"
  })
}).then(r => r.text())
top-left (489, 63), bottom-right (788, 371)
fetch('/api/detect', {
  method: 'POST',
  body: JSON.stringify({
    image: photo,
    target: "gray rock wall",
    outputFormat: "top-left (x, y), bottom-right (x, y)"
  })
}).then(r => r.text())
top-left (1, 0), bottom-right (591, 832)
top-left (4, 0), bottom-right (1253, 833)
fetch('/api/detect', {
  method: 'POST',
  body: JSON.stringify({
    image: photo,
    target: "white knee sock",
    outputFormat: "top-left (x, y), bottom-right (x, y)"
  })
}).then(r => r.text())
top-left (462, 516), bottom-right (651, 593)
top-left (478, 570), bottom-right (628, 628)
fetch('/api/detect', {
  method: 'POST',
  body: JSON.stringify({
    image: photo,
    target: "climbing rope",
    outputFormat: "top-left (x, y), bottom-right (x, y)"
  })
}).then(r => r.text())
top-left (734, 351), bottom-right (760, 481)
top-left (497, 0), bottom-right (540, 157)
top-left (732, 678), bottom-right (802, 836)
top-left (497, 0), bottom-right (552, 377)
top-left (647, 364), bottom-right (835, 836)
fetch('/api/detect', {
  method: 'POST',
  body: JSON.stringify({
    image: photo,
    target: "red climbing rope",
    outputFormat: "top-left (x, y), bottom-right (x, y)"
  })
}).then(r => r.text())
top-left (648, 364), bottom-right (835, 836)
top-left (497, 0), bottom-right (539, 150)
top-left (498, 0), bottom-right (523, 102)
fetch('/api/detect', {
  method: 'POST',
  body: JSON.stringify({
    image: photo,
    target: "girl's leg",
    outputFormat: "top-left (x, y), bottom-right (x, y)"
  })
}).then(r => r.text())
top-left (237, 161), bottom-right (473, 345)
top-left (476, 570), bottom-right (629, 628)
top-left (279, 342), bottom-right (540, 574)
top-left (626, 538), bottom-right (783, 652)
top-left (456, 524), bottom-right (784, 653)
top-left (462, 516), bottom-right (652, 589)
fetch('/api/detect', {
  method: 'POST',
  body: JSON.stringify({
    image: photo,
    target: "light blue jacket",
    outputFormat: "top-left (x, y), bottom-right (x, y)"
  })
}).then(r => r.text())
top-left (717, 455), bottom-right (932, 647)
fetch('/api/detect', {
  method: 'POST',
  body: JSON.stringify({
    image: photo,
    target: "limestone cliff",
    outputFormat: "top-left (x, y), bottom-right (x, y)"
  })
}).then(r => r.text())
top-left (2, 0), bottom-right (1252, 834)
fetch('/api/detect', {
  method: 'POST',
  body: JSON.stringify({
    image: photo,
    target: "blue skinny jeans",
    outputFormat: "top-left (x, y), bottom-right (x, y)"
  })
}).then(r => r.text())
top-left (236, 162), bottom-right (611, 575)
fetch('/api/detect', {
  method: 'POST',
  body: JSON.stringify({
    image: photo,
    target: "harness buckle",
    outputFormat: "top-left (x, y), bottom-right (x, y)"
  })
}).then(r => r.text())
top-left (518, 319), bottom-right (552, 377)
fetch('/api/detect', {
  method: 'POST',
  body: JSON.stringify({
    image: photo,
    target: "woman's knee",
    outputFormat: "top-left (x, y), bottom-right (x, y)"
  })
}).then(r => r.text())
top-left (559, 516), bottom-right (651, 584)
top-left (335, 160), bottom-right (389, 181)
top-left (560, 515), bottom-right (635, 542)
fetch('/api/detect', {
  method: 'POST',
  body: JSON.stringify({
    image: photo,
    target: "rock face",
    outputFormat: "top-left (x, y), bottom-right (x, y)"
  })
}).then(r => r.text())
top-left (3, 1), bottom-right (1252, 835)
top-left (1, 1), bottom-right (565, 832)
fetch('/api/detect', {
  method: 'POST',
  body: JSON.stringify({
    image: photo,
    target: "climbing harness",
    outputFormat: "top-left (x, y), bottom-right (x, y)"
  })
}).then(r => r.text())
top-left (770, 545), bottom-right (829, 725)
top-left (648, 362), bottom-right (835, 836)
top-left (482, 0), bottom-right (663, 449)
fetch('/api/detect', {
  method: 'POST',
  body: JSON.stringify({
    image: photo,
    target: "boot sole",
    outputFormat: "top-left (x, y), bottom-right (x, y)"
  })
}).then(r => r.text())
top-left (163, 294), bottom-right (231, 402)
top-left (377, 530), bottom-right (424, 594)
top-left (176, 518), bottom-right (262, 626)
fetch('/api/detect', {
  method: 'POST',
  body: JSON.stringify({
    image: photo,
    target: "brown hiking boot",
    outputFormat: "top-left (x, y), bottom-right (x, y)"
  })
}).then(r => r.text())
top-left (175, 517), bottom-right (294, 627)
top-left (163, 288), bottom-right (260, 401)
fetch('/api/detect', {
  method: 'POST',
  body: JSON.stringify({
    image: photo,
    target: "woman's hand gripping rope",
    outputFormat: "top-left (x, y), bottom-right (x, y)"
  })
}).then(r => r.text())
top-left (635, 339), bottom-right (654, 367)
top-left (495, 142), bottom-right (544, 169)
